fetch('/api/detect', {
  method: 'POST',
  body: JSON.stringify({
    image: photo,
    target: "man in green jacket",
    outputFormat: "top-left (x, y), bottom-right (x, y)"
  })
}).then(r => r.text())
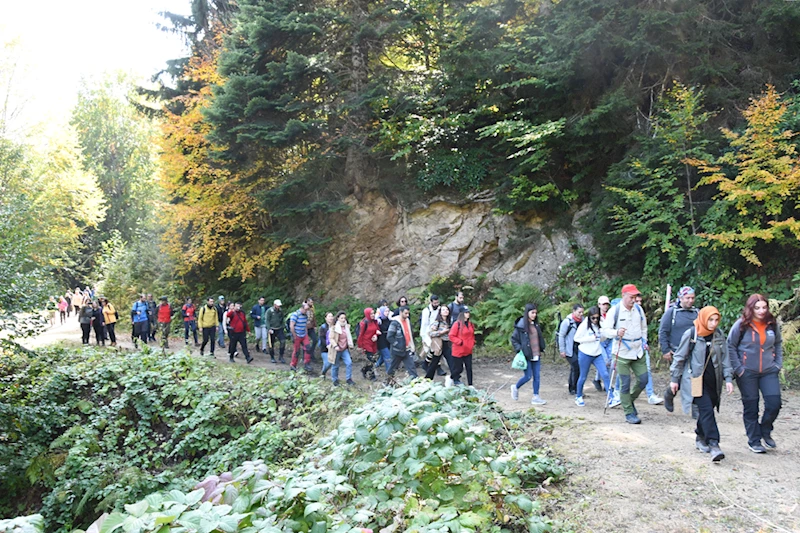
top-left (265, 299), bottom-right (286, 363)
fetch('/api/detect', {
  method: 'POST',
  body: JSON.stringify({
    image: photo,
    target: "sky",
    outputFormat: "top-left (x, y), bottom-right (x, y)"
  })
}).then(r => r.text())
top-left (1, 0), bottom-right (189, 135)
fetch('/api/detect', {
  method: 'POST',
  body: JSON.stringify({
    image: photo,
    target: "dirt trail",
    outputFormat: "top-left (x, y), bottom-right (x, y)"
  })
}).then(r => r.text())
top-left (22, 323), bottom-right (800, 533)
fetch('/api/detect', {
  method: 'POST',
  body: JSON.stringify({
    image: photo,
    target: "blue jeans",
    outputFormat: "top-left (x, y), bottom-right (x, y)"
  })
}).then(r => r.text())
top-left (331, 349), bottom-right (352, 382)
top-left (377, 347), bottom-right (391, 372)
top-left (645, 350), bottom-right (655, 397)
top-left (321, 352), bottom-right (332, 375)
top-left (577, 351), bottom-right (610, 397)
top-left (515, 359), bottom-right (541, 395)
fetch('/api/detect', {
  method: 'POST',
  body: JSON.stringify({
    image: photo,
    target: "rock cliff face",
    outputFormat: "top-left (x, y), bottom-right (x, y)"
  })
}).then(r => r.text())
top-left (307, 192), bottom-right (594, 301)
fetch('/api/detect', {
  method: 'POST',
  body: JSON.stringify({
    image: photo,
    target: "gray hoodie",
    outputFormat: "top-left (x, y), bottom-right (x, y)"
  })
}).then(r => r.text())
top-left (727, 318), bottom-right (783, 375)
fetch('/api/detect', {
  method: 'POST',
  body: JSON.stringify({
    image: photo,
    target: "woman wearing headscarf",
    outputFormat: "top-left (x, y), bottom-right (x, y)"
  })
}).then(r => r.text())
top-left (670, 306), bottom-right (733, 462)
top-left (727, 294), bottom-right (783, 454)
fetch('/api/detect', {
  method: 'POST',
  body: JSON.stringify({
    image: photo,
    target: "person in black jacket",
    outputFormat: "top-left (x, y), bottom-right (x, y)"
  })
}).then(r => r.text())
top-left (375, 302), bottom-right (392, 372)
top-left (90, 300), bottom-right (105, 346)
top-left (510, 303), bottom-right (547, 405)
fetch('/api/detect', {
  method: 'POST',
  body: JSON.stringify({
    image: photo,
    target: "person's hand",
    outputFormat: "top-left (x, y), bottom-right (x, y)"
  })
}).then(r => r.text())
top-left (726, 382), bottom-right (734, 394)
top-left (269, 329), bottom-right (273, 334)
top-left (670, 382), bottom-right (679, 394)
top-left (617, 328), bottom-right (626, 337)
top-left (663, 351), bottom-right (673, 362)
top-left (371, 335), bottom-right (377, 342)
top-left (560, 352), bottom-right (567, 358)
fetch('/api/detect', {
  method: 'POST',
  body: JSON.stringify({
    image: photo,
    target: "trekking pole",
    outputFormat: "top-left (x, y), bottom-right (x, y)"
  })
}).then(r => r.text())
top-left (603, 335), bottom-right (623, 415)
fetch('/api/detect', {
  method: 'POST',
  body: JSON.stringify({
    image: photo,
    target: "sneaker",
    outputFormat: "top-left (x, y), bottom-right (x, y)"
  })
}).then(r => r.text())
top-left (290, 365), bottom-right (297, 372)
top-left (246, 357), bottom-right (253, 364)
top-left (234, 351), bottom-right (239, 358)
top-left (648, 394), bottom-right (664, 405)
top-left (200, 351), bottom-right (204, 357)
top-left (709, 443), bottom-right (725, 462)
top-left (511, 384), bottom-right (519, 401)
top-left (608, 398), bottom-right (622, 408)
top-left (332, 380), bottom-right (339, 387)
top-left (453, 380), bottom-right (463, 386)
top-left (695, 436), bottom-right (711, 453)
top-left (229, 357), bottom-right (235, 363)
top-left (279, 358), bottom-right (286, 364)
top-left (445, 376), bottom-right (453, 388)
top-left (763, 436), bottom-right (777, 449)
top-left (748, 443), bottom-right (767, 454)
top-left (575, 397), bottom-right (585, 407)
top-left (531, 395), bottom-right (547, 405)
top-left (664, 387), bottom-right (675, 412)
top-left (255, 346), bottom-right (261, 353)
top-left (346, 379), bottom-right (356, 386)
top-left (271, 358), bottom-right (277, 364)
top-left (625, 413), bottom-right (641, 424)
top-left (593, 379), bottom-right (604, 392)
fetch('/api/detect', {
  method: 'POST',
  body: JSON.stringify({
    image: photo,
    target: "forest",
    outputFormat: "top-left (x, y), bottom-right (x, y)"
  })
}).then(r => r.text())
top-left (2, 0), bottom-right (800, 531)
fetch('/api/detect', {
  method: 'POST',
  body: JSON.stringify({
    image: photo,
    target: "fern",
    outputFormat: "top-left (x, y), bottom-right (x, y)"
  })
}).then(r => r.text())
top-left (474, 283), bottom-right (554, 349)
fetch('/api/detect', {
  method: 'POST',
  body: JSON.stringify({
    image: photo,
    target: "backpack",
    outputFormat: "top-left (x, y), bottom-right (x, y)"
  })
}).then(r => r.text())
top-left (565, 318), bottom-right (580, 357)
top-left (611, 303), bottom-right (645, 329)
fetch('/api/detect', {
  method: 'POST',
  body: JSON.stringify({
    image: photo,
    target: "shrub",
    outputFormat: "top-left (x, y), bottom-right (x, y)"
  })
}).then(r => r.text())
top-left (0, 347), bottom-right (365, 532)
top-left (78, 380), bottom-right (566, 533)
top-left (473, 283), bottom-right (555, 349)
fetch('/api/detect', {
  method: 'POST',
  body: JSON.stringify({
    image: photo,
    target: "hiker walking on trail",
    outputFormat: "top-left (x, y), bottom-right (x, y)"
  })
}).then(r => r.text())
top-left (660, 286), bottom-right (700, 417)
top-left (146, 294), bottom-right (158, 341)
top-left (331, 312), bottom-right (355, 386)
top-left (79, 299), bottom-right (93, 344)
top-left (58, 297), bottom-right (68, 324)
top-left (601, 284), bottom-right (649, 424)
top-left (386, 306), bottom-right (418, 381)
top-left (266, 299), bottom-right (286, 363)
top-left (449, 308), bottom-right (476, 386)
top-left (198, 298), bottom-right (218, 356)
top-left (670, 306), bottom-right (733, 461)
top-left (510, 303), bottom-right (547, 405)
top-left (305, 298), bottom-right (319, 362)
top-left (727, 294), bottom-right (783, 454)
top-left (574, 306), bottom-right (611, 407)
top-left (356, 307), bottom-right (380, 381)
top-left (425, 304), bottom-right (453, 383)
top-left (131, 294), bottom-right (150, 347)
top-left (251, 296), bottom-right (268, 354)
top-left (90, 300), bottom-right (105, 346)
top-left (73, 288), bottom-right (83, 317)
top-left (226, 302), bottom-right (253, 364)
top-left (558, 304), bottom-right (584, 395)
top-left (157, 296), bottom-right (178, 349)
top-left (290, 303), bottom-right (313, 373)
top-left (182, 298), bottom-right (199, 346)
top-left (448, 292), bottom-right (468, 326)
top-left (100, 297), bottom-right (117, 346)
top-left (420, 295), bottom-right (446, 376)
top-left (592, 296), bottom-right (613, 392)
top-left (319, 312), bottom-right (335, 379)
top-left (375, 303), bottom-right (392, 372)
top-left (215, 296), bottom-right (227, 348)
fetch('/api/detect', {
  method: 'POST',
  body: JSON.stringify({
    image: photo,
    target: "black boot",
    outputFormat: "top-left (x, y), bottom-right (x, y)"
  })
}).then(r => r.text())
top-left (664, 386), bottom-right (675, 413)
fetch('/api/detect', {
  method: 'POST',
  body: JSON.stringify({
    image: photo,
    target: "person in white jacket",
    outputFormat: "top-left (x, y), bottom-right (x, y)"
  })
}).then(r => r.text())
top-left (330, 312), bottom-right (355, 386)
top-left (420, 294), bottom-right (446, 376)
top-left (574, 306), bottom-right (611, 407)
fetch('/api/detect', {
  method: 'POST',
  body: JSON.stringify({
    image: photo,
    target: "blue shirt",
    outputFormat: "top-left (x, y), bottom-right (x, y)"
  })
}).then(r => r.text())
top-left (132, 301), bottom-right (149, 323)
top-left (291, 310), bottom-right (308, 337)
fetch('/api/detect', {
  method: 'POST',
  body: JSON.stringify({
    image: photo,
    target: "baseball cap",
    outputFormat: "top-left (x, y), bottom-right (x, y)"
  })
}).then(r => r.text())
top-left (218, 295), bottom-right (225, 300)
top-left (274, 299), bottom-right (282, 306)
top-left (621, 284), bottom-right (641, 296)
top-left (463, 306), bottom-right (471, 312)
top-left (597, 295), bottom-right (611, 305)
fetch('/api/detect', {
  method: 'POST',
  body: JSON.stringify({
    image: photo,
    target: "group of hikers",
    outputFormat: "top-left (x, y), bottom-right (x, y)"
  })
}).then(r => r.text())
top-left (535, 284), bottom-right (782, 462)
top-left (56, 282), bottom-right (783, 462)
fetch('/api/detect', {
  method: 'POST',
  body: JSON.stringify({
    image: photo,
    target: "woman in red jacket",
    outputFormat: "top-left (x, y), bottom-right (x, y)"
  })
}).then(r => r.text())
top-left (449, 307), bottom-right (476, 386)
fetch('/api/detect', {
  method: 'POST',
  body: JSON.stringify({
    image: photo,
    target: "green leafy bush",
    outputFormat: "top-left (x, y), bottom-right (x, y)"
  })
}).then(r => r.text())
top-left (473, 283), bottom-right (555, 349)
top-left (81, 380), bottom-right (566, 533)
top-left (0, 347), bottom-right (365, 532)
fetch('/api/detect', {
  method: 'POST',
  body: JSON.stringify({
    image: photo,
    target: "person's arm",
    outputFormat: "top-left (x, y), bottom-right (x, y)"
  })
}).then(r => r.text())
top-left (510, 324), bottom-right (523, 352)
top-left (420, 308), bottom-right (431, 345)
top-left (557, 319), bottom-right (568, 355)
top-left (658, 308), bottom-right (672, 357)
top-left (719, 332), bottom-right (734, 386)
top-left (774, 324), bottom-right (783, 370)
top-left (726, 320), bottom-right (744, 375)
top-left (290, 314), bottom-right (297, 337)
top-left (449, 323), bottom-right (462, 346)
top-left (640, 306), bottom-right (648, 349)
top-left (670, 329), bottom-right (692, 386)
top-left (573, 320), bottom-right (595, 345)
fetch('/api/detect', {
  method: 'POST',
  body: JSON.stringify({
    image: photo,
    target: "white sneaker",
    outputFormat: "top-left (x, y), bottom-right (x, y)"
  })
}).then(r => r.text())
top-left (575, 396), bottom-right (585, 407)
top-left (511, 384), bottom-right (519, 401)
top-left (531, 395), bottom-right (547, 405)
top-left (608, 397), bottom-right (621, 408)
top-left (445, 376), bottom-right (453, 388)
top-left (648, 394), bottom-right (664, 405)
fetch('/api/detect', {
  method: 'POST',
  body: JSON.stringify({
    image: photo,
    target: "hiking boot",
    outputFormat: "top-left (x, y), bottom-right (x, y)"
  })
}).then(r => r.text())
top-left (346, 379), bottom-right (356, 386)
top-left (593, 379), bottom-right (604, 392)
top-left (303, 364), bottom-right (313, 373)
top-left (255, 346), bottom-right (261, 353)
top-left (200, 351), bottom-right (204, 357)
top-left (229, 357), bottom-right (235, 363)
top-left (246, 357), bottom-right (253, 364)
top-left (695, 436), bottom-right (711, 453)
top-left (607, 397), bottom-right (622, 408)
top-left (664, 387), bottom-right (675, 412)
top-left (709, 442), bottom-right (725, 462)
top-left (511, 384), bottom-right (519, 401)
top-left (625, 413), bottom-right (641, 424)
top-left (748, 442), bottom-right (767, 454)
top-left (290, 365), bottom-right (297, 372)
top-left (332, 380), bottom-right (340, 387)
top-left (631, 404), bottom-right (638, 416)
top-left (648, 394), bottom-right (664, 405)
top-left (531, 395), bottom-right (547, 405)
top-left (453, 380), bottom-right (463, 386)
top-left (279, 357), bottom-right (286, 364)
top-left (575, 396), bottom-right (585, 407)
top-left (763, 436), bottom-right (777, 449)
top-left (271, 358), bottom-right (277, 364)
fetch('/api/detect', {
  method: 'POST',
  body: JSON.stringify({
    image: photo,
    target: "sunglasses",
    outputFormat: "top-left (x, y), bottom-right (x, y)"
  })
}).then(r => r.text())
top-left (590, 315), bottom-right (600, 320)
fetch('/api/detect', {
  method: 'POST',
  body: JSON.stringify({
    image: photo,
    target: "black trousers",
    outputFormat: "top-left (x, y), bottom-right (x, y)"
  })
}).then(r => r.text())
top-left (201, 326), bottom-right (216, 354)
top-left (450, 354), bottom-right (473, 385)
top-left (93, 323), bottom-right (105, 345)
top-left (229, 331), bottom-right (251, 360)
top-left (425, 341), bottom-right (452, 379)
top-left (133, 321), bottom-right (149, 344)
top-left (737, 369), bottom-right (782, 446)
top-left (567, 354), bottom-right (580, 393)
top-left (269, 328), bottom-right (286, 358)
top-left (387, 351), bottom-right (418, 378)
top-left (105, 322), bottom-right (116, 344)
top-left (81, 323), bottom-right (91, 344)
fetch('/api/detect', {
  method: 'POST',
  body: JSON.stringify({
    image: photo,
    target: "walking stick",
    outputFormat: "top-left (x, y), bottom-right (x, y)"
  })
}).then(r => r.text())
top-left (603, 335), bottom-right (623, 415)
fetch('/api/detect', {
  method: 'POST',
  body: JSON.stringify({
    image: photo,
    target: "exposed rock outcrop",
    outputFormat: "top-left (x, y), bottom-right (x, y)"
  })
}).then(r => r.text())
top-left (308, 191), bottom-right (594, 301)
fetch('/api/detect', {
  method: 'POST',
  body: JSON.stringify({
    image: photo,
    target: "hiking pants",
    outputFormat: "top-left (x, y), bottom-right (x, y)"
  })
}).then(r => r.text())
top-left (388, 351), bottom-right (418, 379)
top-left (201, 326), bottom-right (216, 354)
top-left (577, 351), bottom-right (609, 398)
top-left (93, 322), bottom-right (105, 345)
top-left (617, 355), bottom-right (648, 416)
top-left (737, 369), bottom-right (782, 446)
top-left (567, 354), bottom-right (580, 393)
top-left (217, 321), bottom-right (226, 347)
top-left (269, 328), bottom-right (286, 359)
top-left (133, 321), bottom-right (149, 344)
top-left (694, 385), bottom-right (721, 444)
top-left (516, 358), bottom-right (542, 395)
top-left (425, 341), bottom-right (452, 380)
top-left (159, 322), bottom-right (171, 349)
top-left (450, 354), bottom-right (473, 385)
top-left (228, 331), bottom-right (251, 361)
top-left (254, 326), bottom-right (268, 351)
top-left (331, 349), bottom-right (352, 382)
top-left (105, 323), bottom-right (116, 344)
